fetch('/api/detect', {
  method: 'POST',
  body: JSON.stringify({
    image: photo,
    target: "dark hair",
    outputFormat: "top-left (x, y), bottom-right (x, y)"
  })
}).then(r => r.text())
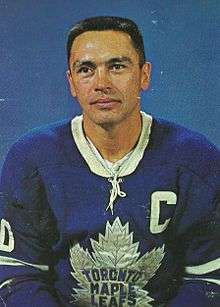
top-left (67, 16), bottom-right (146, 67)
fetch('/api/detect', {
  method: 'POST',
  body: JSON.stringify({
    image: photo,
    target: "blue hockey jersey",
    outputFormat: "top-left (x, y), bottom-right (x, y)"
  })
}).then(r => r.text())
top-left (0, 112), bottom-right (219, 306)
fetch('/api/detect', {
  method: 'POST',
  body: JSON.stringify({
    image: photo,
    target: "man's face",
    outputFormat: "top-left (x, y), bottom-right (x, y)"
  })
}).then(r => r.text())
top-left (67, 30), bottom-right (151, 127)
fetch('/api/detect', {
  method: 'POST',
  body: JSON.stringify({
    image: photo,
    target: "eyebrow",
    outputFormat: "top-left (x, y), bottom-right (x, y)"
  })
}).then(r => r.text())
top-left (72, 56), bottom-right (133, 70)
top-left (72, 60), bottom-right (96, 70)
top-left (106, 56), bottom-right (133, 65)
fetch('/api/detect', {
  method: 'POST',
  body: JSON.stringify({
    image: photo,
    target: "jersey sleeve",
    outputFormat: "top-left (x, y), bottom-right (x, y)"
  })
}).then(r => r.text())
top-left (168, 217), bottom-right (220, 306)
top-left (167, 160), bottom-right (220, 306)
top-left (0, 140), bottom-right (61, 306)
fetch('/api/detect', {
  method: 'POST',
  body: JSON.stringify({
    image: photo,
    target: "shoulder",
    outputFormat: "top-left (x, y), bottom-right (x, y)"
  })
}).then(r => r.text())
top-left (150, 117), bottom-right (220, 187)
top-left (1, 119), bottom-right (74, 173)
top-left (14, 119), bottom-right (72, 150)
top-left (151, 117), bottom-right (218, 152)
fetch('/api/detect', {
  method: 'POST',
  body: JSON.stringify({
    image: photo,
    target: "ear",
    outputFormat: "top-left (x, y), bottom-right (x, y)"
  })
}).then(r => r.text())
top-left (66, 70), bottom-right (77, 97)
top-left (140, 62), bottom-right (151, 91)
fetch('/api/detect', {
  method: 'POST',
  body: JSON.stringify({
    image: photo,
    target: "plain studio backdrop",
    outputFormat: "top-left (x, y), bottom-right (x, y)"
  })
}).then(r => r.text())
top-left (0, 0), bottom-right (219, 169)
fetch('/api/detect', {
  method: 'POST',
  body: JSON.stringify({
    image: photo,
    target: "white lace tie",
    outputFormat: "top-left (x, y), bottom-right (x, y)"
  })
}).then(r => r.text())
top-left (106, 173), bottom-right (127, 214)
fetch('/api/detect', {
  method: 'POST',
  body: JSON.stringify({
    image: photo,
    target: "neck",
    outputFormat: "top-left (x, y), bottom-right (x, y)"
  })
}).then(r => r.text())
top-left (83, 112), bottom-right (142, 162)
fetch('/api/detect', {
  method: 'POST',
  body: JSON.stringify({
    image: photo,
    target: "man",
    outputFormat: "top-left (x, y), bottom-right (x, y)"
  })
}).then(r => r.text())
top-left (0, 16), bottom-right (219, 307)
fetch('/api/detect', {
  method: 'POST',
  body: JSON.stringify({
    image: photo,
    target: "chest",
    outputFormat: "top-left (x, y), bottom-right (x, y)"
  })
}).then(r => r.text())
top-left (39, 163), bottom-right (180, 240)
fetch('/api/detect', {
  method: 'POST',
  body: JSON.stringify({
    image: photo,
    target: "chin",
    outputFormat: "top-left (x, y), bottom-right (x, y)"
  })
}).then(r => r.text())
top-left (94, 118), bottom-right (118, 127)
top-left (88, 112), bottom-right (122, 125)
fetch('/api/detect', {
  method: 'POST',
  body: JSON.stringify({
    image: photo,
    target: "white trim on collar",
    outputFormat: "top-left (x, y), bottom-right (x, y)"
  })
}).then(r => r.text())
top-left (71, 111), bottom-right (152, 178)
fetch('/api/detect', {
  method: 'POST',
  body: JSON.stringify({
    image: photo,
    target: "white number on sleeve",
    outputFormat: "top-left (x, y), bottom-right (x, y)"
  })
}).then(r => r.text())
top-left (0, 219), bottom-right (15, 252)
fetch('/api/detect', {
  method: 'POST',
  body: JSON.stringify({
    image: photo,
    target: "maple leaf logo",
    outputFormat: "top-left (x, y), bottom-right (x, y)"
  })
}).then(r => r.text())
top-left (70, 217), bottom-right (164, 306)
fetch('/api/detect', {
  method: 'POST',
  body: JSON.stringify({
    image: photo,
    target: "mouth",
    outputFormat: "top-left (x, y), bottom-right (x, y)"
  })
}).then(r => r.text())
top-left (90, 98), bottom-right (121, 109)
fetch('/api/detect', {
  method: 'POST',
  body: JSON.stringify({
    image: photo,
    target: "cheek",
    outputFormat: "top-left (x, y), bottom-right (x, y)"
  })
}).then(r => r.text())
top-left (74, 80), bottom-right (92, 97)
top-left (113, 75), bottom-right (140, 96)
top-left (112, 73), bottom-right (131, 86)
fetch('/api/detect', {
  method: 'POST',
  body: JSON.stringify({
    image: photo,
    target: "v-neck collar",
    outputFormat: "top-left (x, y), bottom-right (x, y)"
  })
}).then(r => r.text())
top-left (71, 111), bottom-right (152, 178)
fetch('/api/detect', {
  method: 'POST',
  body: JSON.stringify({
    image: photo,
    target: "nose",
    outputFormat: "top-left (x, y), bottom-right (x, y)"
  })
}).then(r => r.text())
top-left (94, 67), bottom-right (112, 93)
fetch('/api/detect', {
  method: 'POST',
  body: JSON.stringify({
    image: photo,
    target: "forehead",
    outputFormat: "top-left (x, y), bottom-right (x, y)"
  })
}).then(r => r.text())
top-left (69, 30), bottom-right (139, 62)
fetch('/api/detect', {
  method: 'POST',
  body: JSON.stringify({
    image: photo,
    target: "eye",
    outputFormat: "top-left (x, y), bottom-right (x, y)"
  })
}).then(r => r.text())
top-left (77, 66), bottom-right (93, 76)
top-left (110, 63), bottom-right (126, 71)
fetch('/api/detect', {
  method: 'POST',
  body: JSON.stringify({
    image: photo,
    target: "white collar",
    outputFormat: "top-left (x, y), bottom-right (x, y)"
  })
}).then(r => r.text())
top-left (86, 136), bottom-right (134, 176)
top-left (71, 111), bottom-right (152, 178)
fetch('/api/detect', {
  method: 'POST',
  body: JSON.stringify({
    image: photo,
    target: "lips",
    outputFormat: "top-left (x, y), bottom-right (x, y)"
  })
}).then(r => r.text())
top-left (90, 97), bottom-right (121, 111)
top-left (90, 98), bottom-right (120, 105)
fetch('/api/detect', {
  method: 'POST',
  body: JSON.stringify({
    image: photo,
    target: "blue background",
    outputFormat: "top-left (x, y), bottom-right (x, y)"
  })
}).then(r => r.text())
top-left (0, 0), bottom-right (219, 169)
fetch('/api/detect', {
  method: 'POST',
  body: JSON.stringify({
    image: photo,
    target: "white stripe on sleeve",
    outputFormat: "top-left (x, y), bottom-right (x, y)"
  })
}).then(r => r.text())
top-left (0, 256), bottom-right (49, 271)
top-left (185, 258), bottom-right (220, 275)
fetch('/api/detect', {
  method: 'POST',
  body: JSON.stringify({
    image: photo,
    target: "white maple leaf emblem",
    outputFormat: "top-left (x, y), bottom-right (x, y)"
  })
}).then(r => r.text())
top-left (70, 217), bottom-right (164, 306)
